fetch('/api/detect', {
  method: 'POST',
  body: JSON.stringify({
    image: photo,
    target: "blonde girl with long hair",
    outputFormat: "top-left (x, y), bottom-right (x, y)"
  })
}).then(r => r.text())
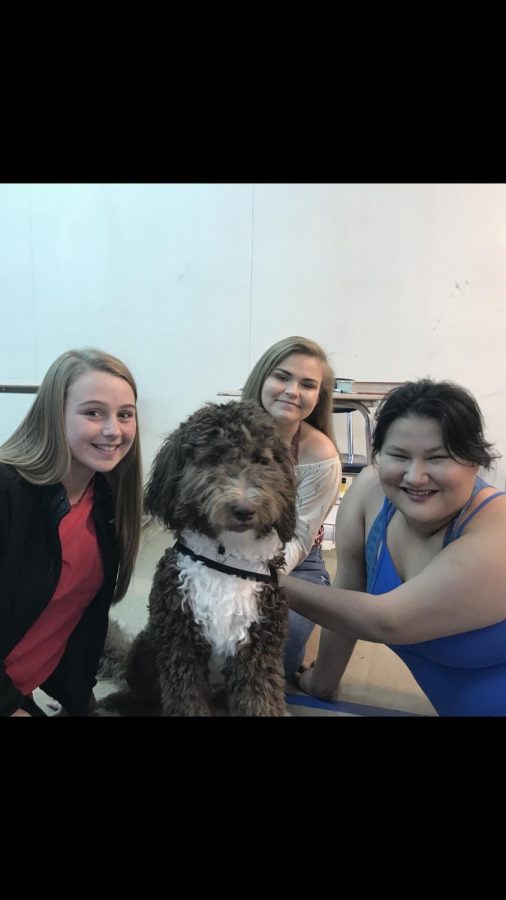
top-left (243, 336), bottom-right (341, 677)
top-left (0, 348), bottom-right (143, 716)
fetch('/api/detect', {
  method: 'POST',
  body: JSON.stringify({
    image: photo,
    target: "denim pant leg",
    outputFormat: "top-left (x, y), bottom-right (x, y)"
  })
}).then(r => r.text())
top-left (283, 546), bottom-right (331, 678)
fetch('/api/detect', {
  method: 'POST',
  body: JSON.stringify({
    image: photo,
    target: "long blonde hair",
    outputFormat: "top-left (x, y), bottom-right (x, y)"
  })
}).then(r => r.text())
top-left (242, 336), bottom-right (337, 448)
top-left (0, 348), bottom-right (143, 601)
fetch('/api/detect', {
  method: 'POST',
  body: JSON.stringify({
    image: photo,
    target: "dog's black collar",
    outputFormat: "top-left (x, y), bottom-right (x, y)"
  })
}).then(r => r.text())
top-left (174, 541), bottom-right (278, 585)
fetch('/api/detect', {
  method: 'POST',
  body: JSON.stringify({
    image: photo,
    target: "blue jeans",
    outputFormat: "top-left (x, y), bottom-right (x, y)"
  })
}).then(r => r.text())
top-left (283, 545), bottom-right (331, 678)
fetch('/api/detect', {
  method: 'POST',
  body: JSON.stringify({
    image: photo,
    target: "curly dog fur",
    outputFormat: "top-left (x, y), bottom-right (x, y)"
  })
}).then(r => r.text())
top-left (97, 400), bottom-right (296, 716)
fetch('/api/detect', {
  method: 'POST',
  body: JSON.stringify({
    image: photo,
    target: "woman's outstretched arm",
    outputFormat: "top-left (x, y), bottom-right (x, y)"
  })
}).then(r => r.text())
top-left (281, 473), bottom-right (506, 647)
top-left (288, 470), bottom-right (372, 698)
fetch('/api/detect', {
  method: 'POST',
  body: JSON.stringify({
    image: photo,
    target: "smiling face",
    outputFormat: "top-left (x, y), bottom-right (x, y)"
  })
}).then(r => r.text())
top-left (377, 415), bottom-right (479, 530)
top-left (260, 353), bottom-right (322, 431)
top-left (64, 370), bottom-right (137, 489)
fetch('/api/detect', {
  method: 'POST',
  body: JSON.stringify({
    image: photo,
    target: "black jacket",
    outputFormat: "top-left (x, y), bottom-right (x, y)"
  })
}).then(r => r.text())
top-left (0, 464), bottom-right (119, 716)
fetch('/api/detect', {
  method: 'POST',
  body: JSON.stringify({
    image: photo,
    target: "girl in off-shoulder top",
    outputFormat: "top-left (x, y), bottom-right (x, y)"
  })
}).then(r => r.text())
top-left (242, 336), bottom-right (340, 677)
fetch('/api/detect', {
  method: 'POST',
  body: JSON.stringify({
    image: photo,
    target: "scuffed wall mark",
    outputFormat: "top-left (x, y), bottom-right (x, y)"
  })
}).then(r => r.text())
top-left (177, 272), bottom-right (186, 283)
top-left (480, 391), bottom-right (506, 400)
top-left (451, 281), bottom-right (469, 298)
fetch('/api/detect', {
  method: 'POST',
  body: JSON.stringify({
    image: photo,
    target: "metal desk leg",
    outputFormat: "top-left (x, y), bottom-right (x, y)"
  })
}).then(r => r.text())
top-left (352, 403), bottom-right (373, 465)
top-left (333, 399), bottom-right (374, 466)
top-left (346, 413), bottom-right (353, 463)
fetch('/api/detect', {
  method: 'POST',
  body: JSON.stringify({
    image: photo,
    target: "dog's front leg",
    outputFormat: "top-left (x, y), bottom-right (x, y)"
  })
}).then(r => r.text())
top-left (157, 648), bottom-right (214, 716)
top-left (224, 590), bottom-right (288, 717)
top-left (153, 611), bottom-right (214, 716)
top-left (225, 651), bottom-right (286, 716)
top-left (149, 560), bottom-right (214, 716)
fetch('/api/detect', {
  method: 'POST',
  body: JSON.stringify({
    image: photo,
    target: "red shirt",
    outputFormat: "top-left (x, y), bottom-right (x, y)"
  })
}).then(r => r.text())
top-left (5, 482), bottom-right (104, 694)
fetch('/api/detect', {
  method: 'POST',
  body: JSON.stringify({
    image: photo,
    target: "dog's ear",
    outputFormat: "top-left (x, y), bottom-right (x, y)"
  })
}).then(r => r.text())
top-left (270, 437), bottom-right (298, 544)
top-left (144, 403), bottom-right (227, 525)
top-left (276, 501), bottom-right (297, 544)
top-left (276, 463), bottom-right (297, 544)
top-left (144, 423), bottom-right (190, 526)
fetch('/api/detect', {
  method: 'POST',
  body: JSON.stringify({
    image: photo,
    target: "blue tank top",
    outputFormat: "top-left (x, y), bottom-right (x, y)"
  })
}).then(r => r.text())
top-left (365, 476), bottom-right (506, 716)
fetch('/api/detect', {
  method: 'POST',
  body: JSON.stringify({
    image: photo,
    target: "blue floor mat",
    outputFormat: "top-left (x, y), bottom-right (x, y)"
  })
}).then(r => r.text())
top-left (285, 692), bottom-right (424, 716)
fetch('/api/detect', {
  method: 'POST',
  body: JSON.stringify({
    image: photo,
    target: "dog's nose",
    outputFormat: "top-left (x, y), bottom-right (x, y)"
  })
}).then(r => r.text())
top-left (231, 504), bottom-right (254, 523)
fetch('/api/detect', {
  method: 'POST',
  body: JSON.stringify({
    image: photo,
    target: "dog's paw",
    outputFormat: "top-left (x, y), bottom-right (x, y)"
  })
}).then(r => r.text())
top-left (92, 691), bottom-right (128, 716)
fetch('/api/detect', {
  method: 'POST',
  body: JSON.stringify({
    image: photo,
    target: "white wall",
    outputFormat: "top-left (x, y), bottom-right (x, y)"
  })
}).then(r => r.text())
top-left (1, 183), bottom-right (505, 487)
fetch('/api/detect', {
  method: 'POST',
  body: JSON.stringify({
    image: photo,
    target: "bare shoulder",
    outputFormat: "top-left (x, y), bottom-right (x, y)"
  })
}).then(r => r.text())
top-left (463, 489), bottom-right (506, 539)
top-left (335, 467), bottom-right (378, 533)
top-left (333, 467), bottom-right (374, 583)
top-left (299, 423), bottom-right (337, 464)
top-left (438, 494), bottom-right (506, 609)
top-left (347, 465), bottom-right (382, 507)
top-left (336, 466), bottom-right (383, 536)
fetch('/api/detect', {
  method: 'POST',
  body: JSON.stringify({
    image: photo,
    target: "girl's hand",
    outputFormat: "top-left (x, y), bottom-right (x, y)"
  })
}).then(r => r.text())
top-left (294, 664), bottom-right (339, 701)
top-left (10, 708), bottom-right (32, 717)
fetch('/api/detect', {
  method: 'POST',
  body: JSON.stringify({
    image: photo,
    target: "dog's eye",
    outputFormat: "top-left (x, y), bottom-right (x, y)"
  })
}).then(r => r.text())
top-left (251, 452), bottom-right (270, 466)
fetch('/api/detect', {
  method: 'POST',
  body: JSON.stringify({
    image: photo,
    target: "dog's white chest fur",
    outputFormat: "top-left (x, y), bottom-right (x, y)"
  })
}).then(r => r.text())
top-left (177, 529), bottom-right (281, 666)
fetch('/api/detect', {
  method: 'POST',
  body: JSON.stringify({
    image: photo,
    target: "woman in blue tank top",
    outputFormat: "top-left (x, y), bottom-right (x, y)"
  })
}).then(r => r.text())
top-left (281, 379), bottom-right (506, 716)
